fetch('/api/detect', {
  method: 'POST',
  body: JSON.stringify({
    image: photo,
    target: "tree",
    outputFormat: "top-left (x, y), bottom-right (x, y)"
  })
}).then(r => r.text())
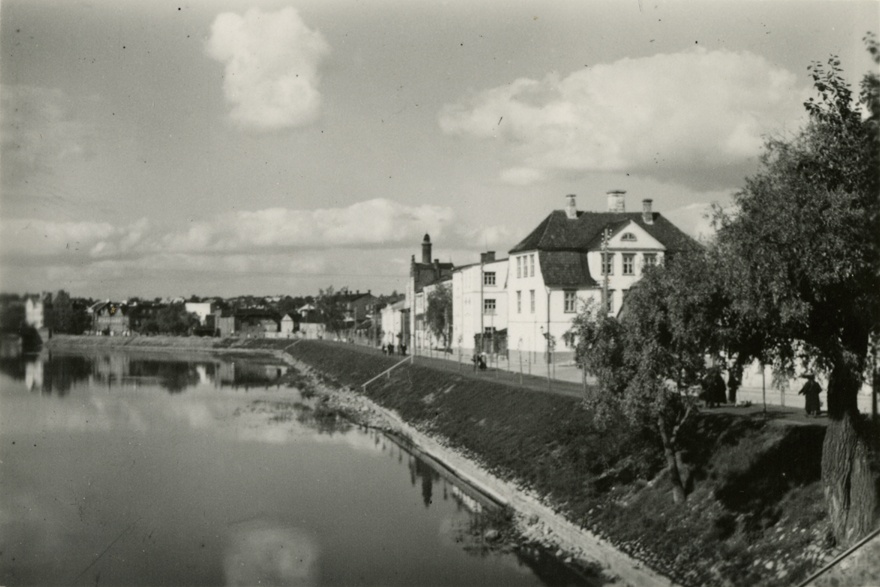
top-left (425, 283), bottom-right (452, 350)
top-left (714, 43), bottom-right (880, 545)
top-left (570, 252), bottom-right (723, 503)
top-left (316, 286), bottom-right (347, 336)
top-left (51, 290), bottom-right (91, 334)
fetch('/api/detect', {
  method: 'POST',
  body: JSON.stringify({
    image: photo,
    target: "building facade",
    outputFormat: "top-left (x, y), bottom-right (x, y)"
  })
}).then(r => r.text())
top-left (507, 191), bottom-right (699, 366)
top-left (406, 234), bottom-right (454, 353)
top-left (451, 252), bottom-right (508, 357)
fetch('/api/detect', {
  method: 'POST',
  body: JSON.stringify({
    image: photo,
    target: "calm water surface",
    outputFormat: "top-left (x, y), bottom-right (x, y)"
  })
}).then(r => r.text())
top-left (0, 349), bottom-right (597, 586)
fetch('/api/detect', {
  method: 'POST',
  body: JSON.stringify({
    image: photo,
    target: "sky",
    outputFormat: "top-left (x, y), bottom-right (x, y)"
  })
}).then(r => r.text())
top-left (1, 0), bottom-right (877, 300)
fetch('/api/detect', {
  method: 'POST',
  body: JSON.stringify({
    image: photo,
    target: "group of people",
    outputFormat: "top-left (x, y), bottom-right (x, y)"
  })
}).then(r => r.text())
top-left (699, 365), bottom-right (823, 416)
top-left (381, 342), bottom-right (406, 356)
top-left (471, 353), bottom-right (488, 371)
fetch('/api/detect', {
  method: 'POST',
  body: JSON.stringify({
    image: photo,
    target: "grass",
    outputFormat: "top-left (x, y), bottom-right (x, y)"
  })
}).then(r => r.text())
top-left (232, 339), bottom-right (841, 586)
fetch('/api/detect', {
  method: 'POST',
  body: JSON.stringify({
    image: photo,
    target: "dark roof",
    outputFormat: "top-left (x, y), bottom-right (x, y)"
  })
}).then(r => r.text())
top-left (538, 251), bottom-right (597, 288)
top-left (509, 210), bottom-right (700, 254)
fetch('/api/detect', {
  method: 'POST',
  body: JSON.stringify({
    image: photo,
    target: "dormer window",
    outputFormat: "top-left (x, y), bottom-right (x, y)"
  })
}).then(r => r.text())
top-left (621, 232), bottom-right (637, 242)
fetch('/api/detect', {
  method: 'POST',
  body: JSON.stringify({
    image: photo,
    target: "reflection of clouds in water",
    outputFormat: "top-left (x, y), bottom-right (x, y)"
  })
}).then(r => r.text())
top-left (231, 403), bottom-right (385, 456)
top-left (224, 521), bottom-right (319, 587)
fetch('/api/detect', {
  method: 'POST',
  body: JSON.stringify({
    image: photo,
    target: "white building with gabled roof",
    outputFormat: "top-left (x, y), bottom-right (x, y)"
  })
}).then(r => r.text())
top-left (507, 191), bottom-right (700, 365)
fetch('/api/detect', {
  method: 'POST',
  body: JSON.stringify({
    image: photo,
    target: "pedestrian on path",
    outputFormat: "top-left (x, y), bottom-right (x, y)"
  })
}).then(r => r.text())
top-left (701, 367), bottom-right (727, 408)
top-left (799, 373), bottom-right (822, 416)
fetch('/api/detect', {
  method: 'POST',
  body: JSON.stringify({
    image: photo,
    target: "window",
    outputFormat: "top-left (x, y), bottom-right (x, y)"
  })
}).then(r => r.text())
top-left (516, 291), bottom-right (522, 314)
top-left (564, 290), bottom-right (577, 313)
top-left (516, 256), bottom-right (522, 279)
top-left (529, 290), bottom-right (535, 314)
top-left (622, 254), bottom-right (635, 275)
top-left (605, 290), bottom-right (615, 314)
top-left (529, 254), bottom-right (535, 277)
top-left (483, 271), bottom-right (496, 286)
top-left (483, 298), bottom-right (496, 315)
top-left (601, 252), bottom-right (614, 275)
top-left (621, 232), bottom-right (637, 242)
top-left (644, 253), bottom-right (657, 268)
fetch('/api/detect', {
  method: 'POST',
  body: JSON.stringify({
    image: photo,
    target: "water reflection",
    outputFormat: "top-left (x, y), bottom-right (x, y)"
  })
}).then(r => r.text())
top-left (0, 349), bottom-right (291, 395)
top-left (0, 349), bottom-right (602, 586)
top-left (224, 520), bottom-right (319, 587)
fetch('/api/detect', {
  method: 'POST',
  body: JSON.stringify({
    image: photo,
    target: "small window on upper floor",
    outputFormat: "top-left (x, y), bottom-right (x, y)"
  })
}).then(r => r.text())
top-left (621, 233), bottom-right (637, 242)
top-left (483, 271), bottom-right (496, 286)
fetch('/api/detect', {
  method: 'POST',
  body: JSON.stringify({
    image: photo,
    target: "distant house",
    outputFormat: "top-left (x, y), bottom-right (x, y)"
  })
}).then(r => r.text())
top-left (452, 252), bottom-right (508, 356)
top-left (507, 191), bottom-right (699, 365)
top-left (24, 292), bottom-right (53, 330)
top-left (380, 298), bottom-right (407, 348)
top-left (280, 314), bottom-right (295, 335)
top-left (90, 301), bottom-right (131, 335)
top-left (184, 302), bottom-right (215, 326)
top-left (407, 234), bottom-right (454, 353)
top-left (234, 309), bottom-right (280, 338)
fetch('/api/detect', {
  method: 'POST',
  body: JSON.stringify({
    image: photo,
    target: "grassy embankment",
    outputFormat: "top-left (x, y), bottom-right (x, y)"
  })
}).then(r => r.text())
top-left (241, 338), bottom-right (835, 587)
top-left (48, 335), bottom-right (840, 586)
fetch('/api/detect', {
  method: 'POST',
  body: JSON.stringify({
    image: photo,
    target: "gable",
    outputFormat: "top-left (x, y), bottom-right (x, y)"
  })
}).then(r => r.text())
top-left (606, 220), bottom-right (664, 250)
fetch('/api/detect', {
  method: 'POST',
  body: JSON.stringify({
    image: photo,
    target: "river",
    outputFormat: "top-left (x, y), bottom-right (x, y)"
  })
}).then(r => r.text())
top-left (0, 347), bottom-right (598, 586)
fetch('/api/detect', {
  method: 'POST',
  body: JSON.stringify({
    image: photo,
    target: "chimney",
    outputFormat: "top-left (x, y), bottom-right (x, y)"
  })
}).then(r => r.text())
top-left (564, 194), bottom-right (578, 219)
top-left (421, 233), bottom-right (432, 264)
top-left (480, 251), bottom-right (496, 264)
top-left (606, 190), bottom-right (626, 213)
top-left (642, 199), bottom-right (654, 224)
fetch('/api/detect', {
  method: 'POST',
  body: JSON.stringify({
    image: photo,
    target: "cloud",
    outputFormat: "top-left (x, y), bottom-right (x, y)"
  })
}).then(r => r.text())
top-left (664, 202), bottom-right (718, 243)
top-left (206, 7), bottom-right (330, 131)
top-left (160, 198), bottom-right (454, 253)
top-left (439, 49), bottom-right (807, 188)
top-left (0, 218), bottom-right (126, 259)
top-left (1, 85), bottom-right (94, 181)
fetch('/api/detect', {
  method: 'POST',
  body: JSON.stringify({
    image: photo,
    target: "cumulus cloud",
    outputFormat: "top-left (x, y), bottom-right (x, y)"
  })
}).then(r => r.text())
top-left (0, 217), bottom-right (125, 259)
top-left (206, 7), bottom-right (330, 131)
top-left (160, 198), bottom-right (454, 253)
top-left (439, 49), bottom-right (807, 187)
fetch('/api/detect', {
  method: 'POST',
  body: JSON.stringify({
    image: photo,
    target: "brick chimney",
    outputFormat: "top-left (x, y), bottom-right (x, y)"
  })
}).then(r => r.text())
top-left (421, 234), bottom-right (432, 264)
top-left (480, 251), bottom-right (496, 263)
top-left (606, 190), bottom-right (626, 213)
top-left (642, 199), bottom-right (654, 224)
top-left (565, 194), bottom-right (577, 219)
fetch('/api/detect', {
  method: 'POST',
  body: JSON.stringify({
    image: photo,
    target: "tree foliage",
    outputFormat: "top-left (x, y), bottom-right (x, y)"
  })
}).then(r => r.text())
top-left (316, 286), bottom-right (348, 335)
top-left (425, 283), bottom-right (452, 349)
top-left (713, 40), bottom-right (880, 545)
top-left (51, 290), bottom-right (91, 335)
top-left (570, 252), bottom-right (723, 503)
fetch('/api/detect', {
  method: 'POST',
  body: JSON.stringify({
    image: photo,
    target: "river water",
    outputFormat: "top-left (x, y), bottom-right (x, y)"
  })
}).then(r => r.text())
top-left (0, 348), bottom-right (598, 586)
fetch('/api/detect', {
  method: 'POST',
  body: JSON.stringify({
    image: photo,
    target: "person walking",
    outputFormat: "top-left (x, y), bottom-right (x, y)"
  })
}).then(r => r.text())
top-left (701, 367), bottom-right (727, 408)
top-left (799, 373), bottom-right (822, 416)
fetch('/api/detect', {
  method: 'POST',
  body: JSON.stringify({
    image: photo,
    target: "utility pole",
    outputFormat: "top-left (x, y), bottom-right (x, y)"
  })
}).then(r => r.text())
top-left (601, 228), bottom-right (611, 315)
top-left (479, 254), bottom-right (484, 357)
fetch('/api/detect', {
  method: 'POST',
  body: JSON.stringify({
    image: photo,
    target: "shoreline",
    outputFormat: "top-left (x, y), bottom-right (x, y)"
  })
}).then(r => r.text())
top-left (46, 335), bottom-right (676, 587)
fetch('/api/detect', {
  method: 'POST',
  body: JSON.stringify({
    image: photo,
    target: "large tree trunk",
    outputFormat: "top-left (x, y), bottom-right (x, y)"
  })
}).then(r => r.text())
top-left (822, 336), bottom-right (879, 547)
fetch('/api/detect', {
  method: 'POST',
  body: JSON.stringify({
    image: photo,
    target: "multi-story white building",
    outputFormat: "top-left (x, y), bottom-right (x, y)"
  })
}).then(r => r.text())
top-left (507, 191), bottom-right (699, 366)
top-left (451, 252), bottom-right (508, 357)
top-left (380, 298), bottom-right (407, 349)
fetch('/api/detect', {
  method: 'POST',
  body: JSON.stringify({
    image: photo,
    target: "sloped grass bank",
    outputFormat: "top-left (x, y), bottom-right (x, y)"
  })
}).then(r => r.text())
top-left (264, 339), bottom-right (836, 587)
